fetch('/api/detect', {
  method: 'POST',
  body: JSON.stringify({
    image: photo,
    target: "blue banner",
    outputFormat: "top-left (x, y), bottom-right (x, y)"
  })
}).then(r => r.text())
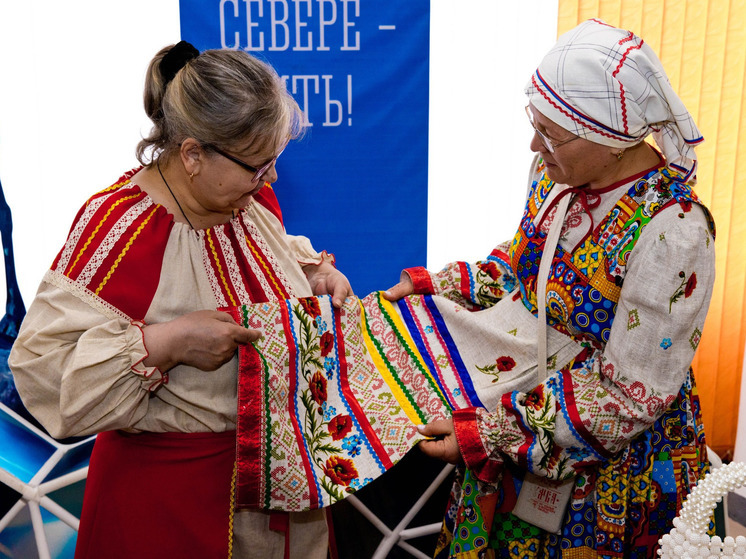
top-left (180, 1), bottom-right (430, 295)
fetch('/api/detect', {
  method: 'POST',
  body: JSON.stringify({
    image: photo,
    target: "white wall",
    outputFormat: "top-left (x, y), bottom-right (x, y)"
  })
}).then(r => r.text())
top-left (0, 1), bottom-right (181, 303)
top-left (428, 1), bottom-right (557, 268)
top-left (0, 0), bottom-right (556, 303)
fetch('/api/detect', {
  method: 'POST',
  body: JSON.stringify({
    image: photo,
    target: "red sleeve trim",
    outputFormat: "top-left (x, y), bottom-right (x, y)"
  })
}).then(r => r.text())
top-left (453, 407), bottom-right (502, 482)
top-left (300, 250), bottom-right (337, 268)
top-left (404, 267), bottom-right (435, 294)
top-left (129, 320), bottom-right (168, 390)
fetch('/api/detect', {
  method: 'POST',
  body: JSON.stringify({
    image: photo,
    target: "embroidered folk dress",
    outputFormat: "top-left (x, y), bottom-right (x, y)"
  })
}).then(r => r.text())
top-left (9, 169), bottom-right (333, 559)
top-left (405, 158), bottom-right (716, 558)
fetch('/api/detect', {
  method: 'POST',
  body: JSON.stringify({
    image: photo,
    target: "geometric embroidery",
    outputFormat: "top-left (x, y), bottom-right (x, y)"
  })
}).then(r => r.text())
top-left (627, 309), bottom-right (641, 330)
top-left (689, 328), bottom-right (702, 351)
top-left (230, 290), bottom-right (539, 511)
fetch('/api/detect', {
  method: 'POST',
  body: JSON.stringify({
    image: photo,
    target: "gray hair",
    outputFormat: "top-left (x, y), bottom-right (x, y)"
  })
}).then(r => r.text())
top-left (136, 45), bottom-right (305, 165)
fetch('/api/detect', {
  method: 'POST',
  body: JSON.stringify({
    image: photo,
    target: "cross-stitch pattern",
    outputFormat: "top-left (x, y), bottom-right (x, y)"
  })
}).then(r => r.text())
top-left (226, 290), bottom-right (582, 512)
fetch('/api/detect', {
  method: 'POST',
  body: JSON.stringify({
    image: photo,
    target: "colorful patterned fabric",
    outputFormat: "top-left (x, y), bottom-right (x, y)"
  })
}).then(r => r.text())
top-left (225, 157), bottom-right (715, 558)
top-left (432, 160), bottom-right (715, 558)
top-left (510, 164), bottom-right (713, 348)
top-left (226, 289), bottom-right (583, 511)
top-left (525, 19), bottom-right (703, 179)
top-left (434, 370), bottom-right (709, 558)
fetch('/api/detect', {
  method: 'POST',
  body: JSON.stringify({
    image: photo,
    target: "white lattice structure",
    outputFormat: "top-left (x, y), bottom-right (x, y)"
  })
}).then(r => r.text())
top-left (0, 403), bottom-right (94, 559)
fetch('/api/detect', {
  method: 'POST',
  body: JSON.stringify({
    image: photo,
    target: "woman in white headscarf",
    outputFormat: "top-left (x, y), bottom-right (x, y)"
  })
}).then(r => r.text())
top-left (385, 18), bottom-right (716, 558)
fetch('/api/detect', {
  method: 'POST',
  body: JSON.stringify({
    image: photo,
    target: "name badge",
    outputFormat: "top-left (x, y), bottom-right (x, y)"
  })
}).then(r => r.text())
top-left (512, 472), bottom-right (574, 534)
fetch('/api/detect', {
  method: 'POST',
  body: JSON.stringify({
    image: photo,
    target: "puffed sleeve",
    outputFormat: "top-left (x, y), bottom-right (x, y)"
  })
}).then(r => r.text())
top-left (286, 234), bottom-right (336, 268)
top-left (9, 279), bottom-right (167, 438)
top-left (454, 204), bottom-right (716, 482)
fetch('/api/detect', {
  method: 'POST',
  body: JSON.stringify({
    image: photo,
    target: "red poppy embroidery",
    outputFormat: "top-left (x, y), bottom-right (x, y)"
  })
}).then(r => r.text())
top-left (478, 261), bottom-right (502, 281)
top-left (496, 356), bottom-right (516, 372)
top-left (299, 297), bottom-right (322, 318)
top-left (684, 272), bottom-right (697, 298)
top-left (320, 331), bottom-right (334, 356)
top-left (324, 455), bottom-right (359, 486)
top-left (525, 385), bottom-right (545, 412)
top-left (669, 271), bottom-right (697, 312)
top-left (309, 371), bottom-right (327, 405)
top-left (328, 414), bottom-right (353, 441)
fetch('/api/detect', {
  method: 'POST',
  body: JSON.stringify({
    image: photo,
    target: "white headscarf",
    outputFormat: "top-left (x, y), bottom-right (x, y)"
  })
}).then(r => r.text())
top-left (525, 19), bottom-right (703, 180)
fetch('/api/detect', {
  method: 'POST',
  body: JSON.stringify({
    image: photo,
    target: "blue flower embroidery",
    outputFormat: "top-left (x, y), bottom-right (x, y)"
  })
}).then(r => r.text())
top-left (581, 357), bottom-right (595, 371)
top-left (322, 402), bottom-right (337, 421)
top-left (314, 316), bottom-right (327, 334)
top-left (660, 338), bottom-right (672, 350)
top-left (342, 434), bottom-right (363, 457)
top-left (503, 276), bottom-right (517, 293)
top-left (324, 356), bottom-right (337, 379)
top-left (350, 477), bottom-right (373, 490)
top-left (424, 325), bottom-right (434, 334)
top-left (567, 446), bottom-right (590, 460)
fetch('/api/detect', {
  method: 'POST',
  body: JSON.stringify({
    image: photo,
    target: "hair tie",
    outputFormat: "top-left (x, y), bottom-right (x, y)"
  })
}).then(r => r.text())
top-left (160, 40), bottom-right (200, 85)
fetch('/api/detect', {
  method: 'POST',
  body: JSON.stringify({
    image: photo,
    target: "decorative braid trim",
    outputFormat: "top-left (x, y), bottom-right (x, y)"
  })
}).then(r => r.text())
top-left (44, 269), bottom-right (130, 321)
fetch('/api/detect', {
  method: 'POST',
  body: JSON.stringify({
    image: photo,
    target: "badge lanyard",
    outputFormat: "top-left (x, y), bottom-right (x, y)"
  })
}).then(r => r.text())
top-left (513, 186), bottom-right (575, 534)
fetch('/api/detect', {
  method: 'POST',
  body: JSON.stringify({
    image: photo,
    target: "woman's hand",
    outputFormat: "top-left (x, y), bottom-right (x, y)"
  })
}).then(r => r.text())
top-left (303, 261), bottom-right (353, 308)
top-left (143, 310), bottom-right (260, 372)
top-left (382, 275), bottom-right (414, 301)
top-left (417, 419), bottom-right (463, 464)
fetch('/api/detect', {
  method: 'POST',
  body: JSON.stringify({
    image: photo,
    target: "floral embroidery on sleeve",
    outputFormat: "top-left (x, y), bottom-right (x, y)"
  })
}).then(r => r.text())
top-left (669, 271), bottom-right (697, 312)
top-left (409, 242), bottom-right (516, 311)
top-left (474, 261), bottom-right (513, 308)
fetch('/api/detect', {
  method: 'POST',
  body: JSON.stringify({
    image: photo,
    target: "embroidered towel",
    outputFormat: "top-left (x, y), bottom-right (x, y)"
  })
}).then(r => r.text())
top-left (224, 291), bottom-right (580, 511)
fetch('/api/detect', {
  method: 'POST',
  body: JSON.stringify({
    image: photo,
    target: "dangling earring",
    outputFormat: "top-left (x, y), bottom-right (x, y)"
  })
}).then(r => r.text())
top-left (189, 172), bottom-right (195, 180)
top-left (615, 150), bottom-right (625, 161)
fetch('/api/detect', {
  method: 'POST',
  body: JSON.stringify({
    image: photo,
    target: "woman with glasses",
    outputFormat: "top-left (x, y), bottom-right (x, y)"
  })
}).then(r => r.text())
top-left (9, 42), bottom-right (351, 559)
top-left (385, 19), bottom-right (715, 558)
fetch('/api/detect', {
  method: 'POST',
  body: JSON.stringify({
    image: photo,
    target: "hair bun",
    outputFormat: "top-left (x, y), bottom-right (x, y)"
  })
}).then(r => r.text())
top-left (160, 40), bottom-right (200, 85)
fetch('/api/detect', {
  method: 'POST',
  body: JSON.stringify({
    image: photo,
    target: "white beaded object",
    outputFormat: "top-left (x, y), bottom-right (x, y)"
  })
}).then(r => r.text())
top-left (658, 462), bottom-right (746, 558)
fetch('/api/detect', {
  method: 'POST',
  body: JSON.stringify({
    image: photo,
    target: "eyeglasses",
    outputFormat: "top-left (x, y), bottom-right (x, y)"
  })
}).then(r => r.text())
top-left (525, 105), bottom-right (579, 153)
top-left (208, 143), bottom-right (287, 183)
